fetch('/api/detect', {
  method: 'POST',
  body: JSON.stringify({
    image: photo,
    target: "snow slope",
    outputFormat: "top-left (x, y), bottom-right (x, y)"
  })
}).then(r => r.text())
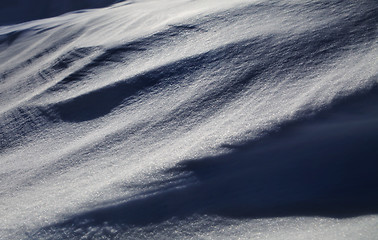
top-left (0, 0), bottom-right (377, 239)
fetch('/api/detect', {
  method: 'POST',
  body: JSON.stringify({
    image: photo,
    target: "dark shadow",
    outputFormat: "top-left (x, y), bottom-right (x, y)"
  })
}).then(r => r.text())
top-left (43, 86), bottom-right (378, 233)
top-left (0, 0), bottom-right (122, 26)
top-left (52, 37), bottom-right (269, 122)
top-left (0, 29), bottom-right (27, 46)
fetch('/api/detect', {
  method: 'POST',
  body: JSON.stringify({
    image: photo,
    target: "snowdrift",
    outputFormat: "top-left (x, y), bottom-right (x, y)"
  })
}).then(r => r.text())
top-left (0, 0), bottom-right (377, 239)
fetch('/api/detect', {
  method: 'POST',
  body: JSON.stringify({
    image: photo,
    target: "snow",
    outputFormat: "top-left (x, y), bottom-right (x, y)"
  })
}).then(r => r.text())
top-left (0, 0), bottom-right (377, 239)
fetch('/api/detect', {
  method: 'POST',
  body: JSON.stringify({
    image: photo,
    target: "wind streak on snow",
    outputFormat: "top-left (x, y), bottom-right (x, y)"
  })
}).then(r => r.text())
top-left (0, 0), bottom-right (377, 239)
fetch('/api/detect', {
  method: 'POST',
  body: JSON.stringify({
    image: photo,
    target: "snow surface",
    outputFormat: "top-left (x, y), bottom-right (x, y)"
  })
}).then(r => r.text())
top-left (0, 0), bottom-right (377, 239)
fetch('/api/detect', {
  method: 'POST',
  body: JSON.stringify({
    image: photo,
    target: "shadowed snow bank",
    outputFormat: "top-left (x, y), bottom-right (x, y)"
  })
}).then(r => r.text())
top-left (36, 87), bottom-right (378, 239)
top-left (0, 0), bottom-right (377, 239)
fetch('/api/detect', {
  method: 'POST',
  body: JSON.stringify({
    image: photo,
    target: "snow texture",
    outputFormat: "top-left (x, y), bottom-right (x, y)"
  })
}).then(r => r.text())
top-left (0, 0), bottom-right (377, 239)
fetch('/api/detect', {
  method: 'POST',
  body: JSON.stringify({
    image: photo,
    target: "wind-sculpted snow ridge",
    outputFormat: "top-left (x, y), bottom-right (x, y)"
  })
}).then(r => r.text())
top-left (0, 0), bottom-right (377, 239)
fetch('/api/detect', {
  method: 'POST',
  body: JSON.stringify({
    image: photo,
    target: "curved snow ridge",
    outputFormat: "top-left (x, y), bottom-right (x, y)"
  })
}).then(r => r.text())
top-left (0, 0), bottom-right (378, 239)
top-left (34, 87), bottom-right (378, 240)
top-left (2, 0), bottom-right (377, 108)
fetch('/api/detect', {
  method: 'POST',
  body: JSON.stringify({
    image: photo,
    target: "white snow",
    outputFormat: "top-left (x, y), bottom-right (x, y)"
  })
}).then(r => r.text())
top-left (0, 0), bottom-right (377, 239)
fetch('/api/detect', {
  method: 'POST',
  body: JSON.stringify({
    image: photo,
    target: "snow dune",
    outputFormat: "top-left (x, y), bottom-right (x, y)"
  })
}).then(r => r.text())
top-left (0, 0), bottom-right (377, 239)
